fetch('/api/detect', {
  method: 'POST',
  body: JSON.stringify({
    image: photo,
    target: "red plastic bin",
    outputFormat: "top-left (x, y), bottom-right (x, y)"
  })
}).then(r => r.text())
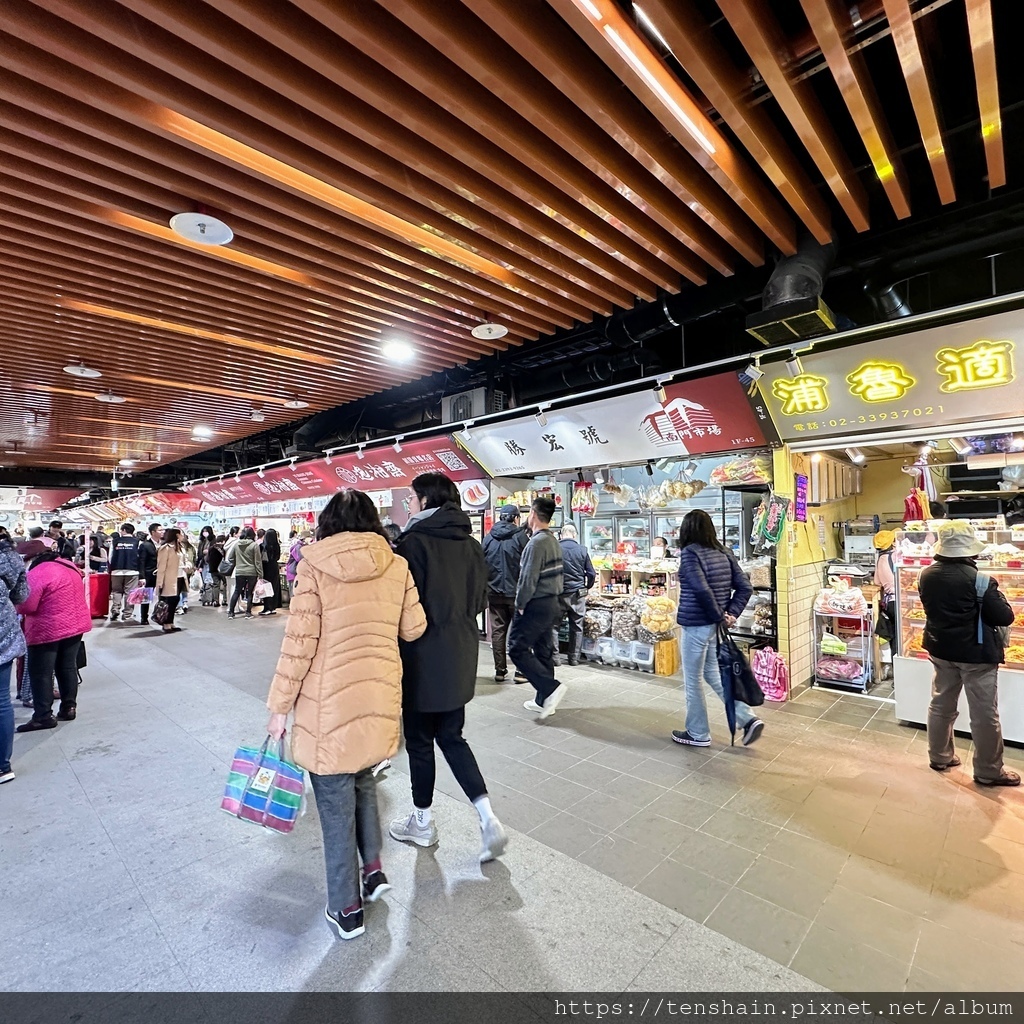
top-left (87, 573), bottom-right (110, 618)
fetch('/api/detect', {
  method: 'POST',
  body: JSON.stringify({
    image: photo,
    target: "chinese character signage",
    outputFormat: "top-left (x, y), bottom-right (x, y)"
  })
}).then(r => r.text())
top-left (757, 309), bottom-right (1024, 441)
top-left (459, 372), bottom-right (774, 477)
top-left (794, 474), bottom-right (808, 523)
top-left (0, 488), bottom-right (82, 512)
top-left (189, 437), bottom-right (488, 507)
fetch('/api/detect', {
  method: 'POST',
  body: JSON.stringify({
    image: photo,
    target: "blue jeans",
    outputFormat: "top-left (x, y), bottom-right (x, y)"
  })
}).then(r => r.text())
top-left (682, 624), bottom-right (754, 742)
top-left (1, 659), bottom-right (14, 773)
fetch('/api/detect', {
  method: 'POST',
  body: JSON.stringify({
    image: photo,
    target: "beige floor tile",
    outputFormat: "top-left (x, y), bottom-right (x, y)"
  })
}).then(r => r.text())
top-left (802, 785), bottom-right (881, 825)
top-left (790, 922), bottom-right (911, 991)
top-left (614, 809), bottom-right (690, 858)
top-left (837, 855), bottom-right (933, 917)
top-left (785, 806), bottom-right (867, 850)
top-left (852, 825), bottom-right (944, 878)
top-left (527, 811), bottom-right (605, 859)
top-left (668, 829), bottom-right (757, 886)
top-left (698, 808), bottom-right (780, 854)
top-left (817, 885), bottom-right (923, 962)
top-left (705, 888), bottom-right (810, 967)
top-left (737, 855), bottom-right (838, 919)
top-left (568, 790), bottom-right (642, 833)
top-left (577, 834), bottom-right (667, 889)
top-left (724, 789), bottom-right (802, 828)
top-left (914, 921), bottom-right (1024, 991)
top-left (645, 789), bottom-right (718, 829)
top-left (761, 828), bottom-right (852, 881)
top-left (624, 757), bottom-right (691, 790)
top-left (634, 859), bottom-right (730, 923)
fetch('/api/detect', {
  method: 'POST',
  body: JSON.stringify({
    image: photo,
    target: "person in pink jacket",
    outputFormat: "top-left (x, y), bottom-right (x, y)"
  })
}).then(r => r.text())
top-left (15, 551), bottom-right (92, 731)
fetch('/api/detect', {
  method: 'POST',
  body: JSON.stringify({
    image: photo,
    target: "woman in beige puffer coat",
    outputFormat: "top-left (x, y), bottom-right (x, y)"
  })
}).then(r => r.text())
top-left (266, 490), bottom-right (426, 941)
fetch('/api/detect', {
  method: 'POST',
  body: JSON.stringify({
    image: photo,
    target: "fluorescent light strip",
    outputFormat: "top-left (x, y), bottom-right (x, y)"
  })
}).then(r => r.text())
top-left (61, 300), bottom-right (335, 366)
top-left (567, 0), bottom-right (716, 156)
top-left (156, 110), bottom-right (517, 285)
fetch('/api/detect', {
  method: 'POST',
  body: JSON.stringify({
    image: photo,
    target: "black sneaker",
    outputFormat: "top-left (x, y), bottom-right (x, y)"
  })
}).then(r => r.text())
top-left (513, 673), bottom-right (529, 684)
top-left (325, 904), bottom-right (365, 939)
top-left (742, 719), bottom-right (765, 746)
top-left (363, 870), bottom-right (392, 903)
top-left (495, 670), bottom-right (508, 682)
top-left (671, 729), bottom-right (711, 747)
top-left (56, 705), bottom-right (77, 722)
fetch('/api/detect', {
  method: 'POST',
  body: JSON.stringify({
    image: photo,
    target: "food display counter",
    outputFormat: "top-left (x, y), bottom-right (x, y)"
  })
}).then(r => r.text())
top-left (893, 518), bottom-right (1024, 742)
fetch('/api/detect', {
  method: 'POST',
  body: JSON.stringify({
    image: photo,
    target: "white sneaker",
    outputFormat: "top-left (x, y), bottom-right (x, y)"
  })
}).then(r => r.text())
top-left (389, 811), bottom-right (438, 848)
top-left (479, 817), bottom-right (508, 863)
top-left (371, 758), bottom-right (391, 777)
top-left (523, 699), bottom-right (543, 713)
top-left (538, 682), bottom-right (569, 719)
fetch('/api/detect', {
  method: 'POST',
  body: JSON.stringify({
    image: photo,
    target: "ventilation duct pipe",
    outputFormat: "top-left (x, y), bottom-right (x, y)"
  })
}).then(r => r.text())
top-left (517, 348), bottom-right (662, 404)
top-left (865, 282), bottom-right (913, 320)
top-left (603, 297), bottom-right (681, 347)
top-left (745, 234), bottom-right (838, 345)
top-left (287, 406), bottom-right (358, 456)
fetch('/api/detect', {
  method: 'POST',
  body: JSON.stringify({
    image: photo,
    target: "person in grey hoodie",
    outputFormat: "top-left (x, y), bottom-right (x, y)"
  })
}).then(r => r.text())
top-left (509, 496), bottom-right (567, 719)
top-left (1, 535), bottom-right (30, 783)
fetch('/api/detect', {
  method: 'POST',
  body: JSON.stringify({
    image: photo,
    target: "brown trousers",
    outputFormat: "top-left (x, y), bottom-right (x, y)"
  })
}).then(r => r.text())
top-left (927, 657), bottom-right (1005, 780)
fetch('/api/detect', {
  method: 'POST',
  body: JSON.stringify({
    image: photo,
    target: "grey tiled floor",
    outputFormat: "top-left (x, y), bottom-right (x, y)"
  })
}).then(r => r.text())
top-left (4, 609), bottom-right (1024, 993)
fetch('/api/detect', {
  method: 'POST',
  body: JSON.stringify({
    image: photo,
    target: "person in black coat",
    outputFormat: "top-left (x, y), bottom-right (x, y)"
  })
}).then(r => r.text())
top-left (919, 520), bottom-right (1018, 786)
top-left (389, 472), bottom-right (507, 863)
top-left (136, 523), bottom-right (163, 627)
top-left (482, 504), bottom-right (528, 681)
top-left (258, 528), bottom-right (282, 616)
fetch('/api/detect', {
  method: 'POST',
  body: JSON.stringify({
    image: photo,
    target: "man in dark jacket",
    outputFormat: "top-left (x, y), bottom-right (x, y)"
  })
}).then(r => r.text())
top-left (919, 520), bottom-right (1019, 786)
top-left (108, 523), bottom-right (140, 622)
top-left (510, 496), bottom-right (567, 719)
top-left (136, 523), bottom-right (162, 627)
top-left (551, 523), bottom-right (596, 667)
top-left (391, 472), bottom-right (507, 863)
top-left (482, 504), bottom-right (528, 682)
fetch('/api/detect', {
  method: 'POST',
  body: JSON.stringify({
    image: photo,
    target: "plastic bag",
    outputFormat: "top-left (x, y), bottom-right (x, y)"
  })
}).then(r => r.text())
top-left (254, 578), bottom-right (274, 600)
top-left (571, 482), bottom-right (596, 516)
top-left (127, 585), bottom-right (148, 606)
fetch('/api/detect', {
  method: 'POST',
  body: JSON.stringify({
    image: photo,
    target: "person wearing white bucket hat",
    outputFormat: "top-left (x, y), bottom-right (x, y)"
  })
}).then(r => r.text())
top-left (918, 520), bottom-right (1019, 786)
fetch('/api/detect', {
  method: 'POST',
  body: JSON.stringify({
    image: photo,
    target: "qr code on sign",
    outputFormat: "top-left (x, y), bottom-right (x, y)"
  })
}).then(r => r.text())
top-left (436, 449), bottom-right (469, 472)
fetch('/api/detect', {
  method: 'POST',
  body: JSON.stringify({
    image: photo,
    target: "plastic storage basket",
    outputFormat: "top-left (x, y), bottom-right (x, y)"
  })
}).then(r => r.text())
top-left (613, 640), bottom-right (635, 668)
top-left (631, 641), bottom-right (655, 673)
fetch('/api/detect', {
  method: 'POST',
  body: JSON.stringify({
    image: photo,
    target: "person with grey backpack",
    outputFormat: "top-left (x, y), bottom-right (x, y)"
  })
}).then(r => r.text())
top-left (918, 520), bottom-right (1019, 786)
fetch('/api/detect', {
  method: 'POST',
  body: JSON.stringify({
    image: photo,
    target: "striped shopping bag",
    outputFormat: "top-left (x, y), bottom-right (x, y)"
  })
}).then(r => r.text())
top-left (221, 735), bottom-right (305, 834)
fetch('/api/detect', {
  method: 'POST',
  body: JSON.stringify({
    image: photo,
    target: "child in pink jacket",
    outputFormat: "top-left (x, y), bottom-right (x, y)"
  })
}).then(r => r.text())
top-left (16, 552), bottom-right (92, 731)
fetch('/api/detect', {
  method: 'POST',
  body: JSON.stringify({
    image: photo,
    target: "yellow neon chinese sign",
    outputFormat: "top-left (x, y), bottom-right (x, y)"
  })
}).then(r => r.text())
top-left (846, 360), bottom-right (916, 402)
top-left (772, 374), bottom-right (830, 416)
top-left (936, 340), bottom-right (1015, 393)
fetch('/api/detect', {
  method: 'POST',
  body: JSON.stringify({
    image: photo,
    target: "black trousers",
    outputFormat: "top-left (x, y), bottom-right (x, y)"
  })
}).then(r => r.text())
top-left (262, 562), bottom-right (282, 612)
top-left (488, 594), bottom-right (516, 674)
top-left (509, 594), bottom-right (563, 705)
top-left (403, 706), bottom-right (487, 809)
top-left (28, 634), bottom-right (83, 721)
top-left (229, 575), bottom-right (257, 616)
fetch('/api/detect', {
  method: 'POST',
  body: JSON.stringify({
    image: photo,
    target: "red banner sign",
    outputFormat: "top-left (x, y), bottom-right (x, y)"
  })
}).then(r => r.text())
top-left (190, 436), bottom-right (488, 507)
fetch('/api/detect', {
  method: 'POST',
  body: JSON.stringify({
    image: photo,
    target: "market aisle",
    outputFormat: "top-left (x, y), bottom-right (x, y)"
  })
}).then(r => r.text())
top-left (4, 608), bottom-right (1024, 992)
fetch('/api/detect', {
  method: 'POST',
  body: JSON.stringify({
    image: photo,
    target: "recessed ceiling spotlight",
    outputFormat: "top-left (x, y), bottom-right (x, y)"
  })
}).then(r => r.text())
top-left (283, 397), bottom-right (310, 410)
top-left (250, 408), bottom-right (266, 422)
top-left (169, 211), bottom-right (234, 246)
top-left (471, 323), bottom-right (509, 341)
top-left (95, 390), bottom-right (126, 404)
top-left (191, 426), bottom-right (213, 440)
top-left (393, 436), bottom-right (404, 454)
top-left (63, 360), bottom-right (102, 379)
top-left (118, 458), bottom-right (137, 467)
top-left (381, 338), bottom-right (416, 363)
top-left (845, 447), bottom-right (866, 465)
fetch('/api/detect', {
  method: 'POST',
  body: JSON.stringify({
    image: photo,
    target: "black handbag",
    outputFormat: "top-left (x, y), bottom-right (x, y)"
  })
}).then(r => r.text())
top-left (152, 599), bottom-right (173, 626)
top-left (76, 640), bottom-right (87, 669)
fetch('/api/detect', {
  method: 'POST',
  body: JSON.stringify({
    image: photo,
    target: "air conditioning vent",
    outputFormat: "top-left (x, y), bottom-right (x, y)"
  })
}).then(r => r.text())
top-left (441, 388), bottom-right (507, 423)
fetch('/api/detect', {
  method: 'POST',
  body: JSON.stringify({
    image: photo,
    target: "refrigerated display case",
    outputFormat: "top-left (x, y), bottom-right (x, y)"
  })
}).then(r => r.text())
top-left (583, 517), bottom-right (615, 555)
top-left (615, 516), bottom-right (651, 556)
top-left (892, 522), bottom-right (1024, 742)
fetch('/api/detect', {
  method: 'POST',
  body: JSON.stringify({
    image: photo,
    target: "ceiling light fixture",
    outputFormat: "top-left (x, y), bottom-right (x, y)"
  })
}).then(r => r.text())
top-left (594, 468), bottom-right (606, 485)
top-left (95, 390), bottom-right (127, 404)
top-left (283, 397), bottom-right (310, 410)
top-left (325, 454), bottom-right (333, 466)
top-left (535, 404), bottom-right (551, 427)
top-left (110, 475), bottom-right (119, 493)
top-left (257, 467), bottom-right (266, 478)
top-left (169, 211), bottom-right (234, 246)
top-left (381, 338), bottom-right (416, 363)
top-left (744, 359), bottom-right (764, 381)
top-left (1012, 434), bottom-right (1024, 452)
top-left (289, 459), bottom-right (299, 472)
top-left (191, 426), bottom-right (214, 440)
top-left (632, 3), bottom-right (674, 53)
top-left (845, 447), bottom-right (866, 465)
top-left (461, 420), bottom-right (475, 441)
top-left (118, 458), bottom-right (137, 467)
top-left (811, 452), bottom-right (823, 463)
top-left (948, 437), bottom-right (974, 457)
top-left (471, 323), bottom-right (509, 341)
top-left (356, 444), bottom-right (366, 460)
top-left (785, 354), bottom-right (804, 376)
top-left (654, 377), bottom-right (670, 403)
top-left (250, 409), bottom-right (266, 423)
top-left (234, 472), bottom-right (242, 482)
top-left (645, 461), bottom-right (655, 477)
top-left (63, 360), bottom-right (102, 379)
top-left (393, 436), bottom-right (405, 454)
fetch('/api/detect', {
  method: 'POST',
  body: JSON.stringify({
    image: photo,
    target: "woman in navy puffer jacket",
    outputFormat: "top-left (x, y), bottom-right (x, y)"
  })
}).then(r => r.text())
top-left (673, 510), bottom-right (763, 748)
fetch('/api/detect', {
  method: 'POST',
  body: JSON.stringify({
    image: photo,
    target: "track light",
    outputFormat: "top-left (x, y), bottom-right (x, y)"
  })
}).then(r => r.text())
top-left (356, 444), bottom-right (366, 460)
top-left (257, 467), bottom-right (265, 478)
top-left (645, 461), bottom-right (654, 477)
top-left (461, 420), bottom-right (474, 440)
top-left (110, 475), bottom-right (119, 492)
top-left (289, 458), bottom-right (299, 472)
top-left (685, 460), bottom-right (698, 476)
top-left (653, 378), bottom-right (669, 403)
top-left (785, 354), bottom-right (804, 376)
top-left (744, 359), bottom-right (764, 381)
top-left (234, 472), bottom-right (241, 482)
top-left (577, 469), bottom-right (586, 483)
top-left (393, 436), bottom-right (404, 454)
top-left (594, 468), bottom-right (605, 485)
top-left (948, 437), bottom-right (973, 457)
top-left (325, 454), bottom-right (333, 466)
top-left (845, 447), bottom-right (866, 465)
top-left (535, 404), bottom-right (550, 427)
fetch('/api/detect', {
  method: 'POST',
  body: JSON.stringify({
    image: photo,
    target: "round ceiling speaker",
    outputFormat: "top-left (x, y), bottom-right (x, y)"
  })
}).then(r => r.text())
top-left (471, 323), bottom-right (509, 340)
top-left (283, 398), bottom-right (310, 410)
top-left (95, 391), bottom-right (127, 404)
top-left (63, 361), bottom-right (102, 379)
top-left (169, 212), bottom-right (234, 246)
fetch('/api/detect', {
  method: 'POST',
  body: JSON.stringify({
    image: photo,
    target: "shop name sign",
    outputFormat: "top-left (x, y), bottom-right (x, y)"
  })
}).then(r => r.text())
top-left (757, 309), bottom-right (1024, 441)
top-left (460, 372), bottom-right (773, 477)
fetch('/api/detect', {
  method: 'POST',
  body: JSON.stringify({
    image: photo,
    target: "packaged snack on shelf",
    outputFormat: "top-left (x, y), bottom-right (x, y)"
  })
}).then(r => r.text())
top-left (740, 556), bottom-right (772, 589)
top-left (709, 454), bottom-right (772, 485)
top-left (813, 586), bottom-right (868, 615)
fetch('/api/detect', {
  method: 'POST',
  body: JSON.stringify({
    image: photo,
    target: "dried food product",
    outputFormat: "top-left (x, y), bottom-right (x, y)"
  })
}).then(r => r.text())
top-left (637, 625), bottom-right (675, 643)
top-left (640, 595), bottom-right (677, 635)
top-left (709, 455), bottom-right (772, 486)
top-left (611, 605), bottom-right (641, 643)
top-left (584, 608), bottom-right (613, 638)
top-left (741, 557), bottom-right (772, 589)
top-left (571, 482), bottom-right (597, 516)
top-left (1003, 644), bottom-right (1024, 665)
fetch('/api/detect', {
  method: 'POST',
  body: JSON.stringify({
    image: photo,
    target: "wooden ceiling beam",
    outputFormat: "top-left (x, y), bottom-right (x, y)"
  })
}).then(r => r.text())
top-left (881, 0), bottom-right (955, 204)
top-left (541, 0), bottom-right (791, 256)
top-left (798, 0), bottom-right (911, 219)
top-left (965, 0), bottom-right (1005, 189)
top-left (716, 0), bottom-right (872, 232)
top-left (620, 0), bottom-right (832, 244)
top-left (386, 0), bottom-right (763, 268)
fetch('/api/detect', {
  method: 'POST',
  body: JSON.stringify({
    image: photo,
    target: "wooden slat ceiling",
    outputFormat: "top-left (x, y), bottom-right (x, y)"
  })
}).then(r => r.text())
top-left (0, 0), bottom-right (1010, 475)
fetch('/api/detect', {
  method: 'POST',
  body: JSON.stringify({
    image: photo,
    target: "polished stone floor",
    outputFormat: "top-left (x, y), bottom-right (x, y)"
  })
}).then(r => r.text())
top-left (3, 606), bottom-right (1023, 992)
